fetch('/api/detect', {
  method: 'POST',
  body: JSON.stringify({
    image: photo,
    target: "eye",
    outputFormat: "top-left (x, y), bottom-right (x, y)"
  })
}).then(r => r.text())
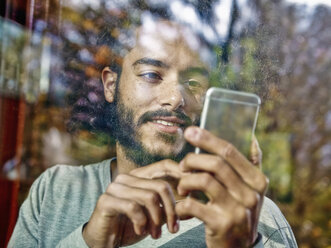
top-left (184, 79), bottom-right (201, 88)
top-left (139, 72), bottom-right (162, 83)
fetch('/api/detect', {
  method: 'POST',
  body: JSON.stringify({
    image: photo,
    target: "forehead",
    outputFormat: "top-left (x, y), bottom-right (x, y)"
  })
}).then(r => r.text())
top-left (125, 20), bottom-right (207, 69)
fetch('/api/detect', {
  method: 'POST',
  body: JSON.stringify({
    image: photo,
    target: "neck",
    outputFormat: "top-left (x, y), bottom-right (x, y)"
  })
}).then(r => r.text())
top-left (111, 143), bottom-right (139, 181)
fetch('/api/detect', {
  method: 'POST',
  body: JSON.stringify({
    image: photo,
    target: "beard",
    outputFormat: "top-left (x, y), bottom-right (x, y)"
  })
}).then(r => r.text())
top-left (104, 90), bottom-right (197, 167)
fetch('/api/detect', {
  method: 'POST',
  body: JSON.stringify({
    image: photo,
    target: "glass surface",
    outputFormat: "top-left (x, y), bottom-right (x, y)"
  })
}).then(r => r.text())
top-left (198, 88), bottom-right (260, 157)
top-left (0, 0), bottom-right (330, 247)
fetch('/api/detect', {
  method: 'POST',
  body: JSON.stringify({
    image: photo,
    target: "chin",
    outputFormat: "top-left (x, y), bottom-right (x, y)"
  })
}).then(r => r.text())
top-left (146, 143), bottom-right (184, 158)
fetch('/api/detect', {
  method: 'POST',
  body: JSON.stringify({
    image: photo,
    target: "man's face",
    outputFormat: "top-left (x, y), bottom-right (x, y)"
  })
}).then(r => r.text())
top-left (103, 21), bottom-right (210, 165)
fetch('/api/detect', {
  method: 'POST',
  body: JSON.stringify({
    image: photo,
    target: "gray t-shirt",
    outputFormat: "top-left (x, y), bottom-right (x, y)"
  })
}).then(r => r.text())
top-left (8, 159), bottom-right (297, 247)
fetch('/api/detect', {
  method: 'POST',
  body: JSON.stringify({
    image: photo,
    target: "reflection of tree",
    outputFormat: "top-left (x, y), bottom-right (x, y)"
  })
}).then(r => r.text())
top-left (58, 2), bottom-right (331, 245)
top-left (4, 0), bottom-right (330, 246)
top-left (274, 6), bottom-right (331, 247)
top-left (221, 1), bottom-right (331, 247)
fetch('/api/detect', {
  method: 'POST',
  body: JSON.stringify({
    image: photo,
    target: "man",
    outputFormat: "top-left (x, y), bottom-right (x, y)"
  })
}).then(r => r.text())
top-left (9, 18), bottom-right (297, 247)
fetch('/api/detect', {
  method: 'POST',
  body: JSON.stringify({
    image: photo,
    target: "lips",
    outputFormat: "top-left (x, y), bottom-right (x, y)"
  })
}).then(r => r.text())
top-left (149, 116), bottom-right (186, 134)
top-left (151, 116), bottom-right (185, 126)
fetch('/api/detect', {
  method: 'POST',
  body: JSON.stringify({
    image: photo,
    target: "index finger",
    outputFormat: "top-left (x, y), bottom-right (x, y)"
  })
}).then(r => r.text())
top-left (115, 174), bottom-right (178, 233)
top-left (184, 127), bottom-right (268, 193)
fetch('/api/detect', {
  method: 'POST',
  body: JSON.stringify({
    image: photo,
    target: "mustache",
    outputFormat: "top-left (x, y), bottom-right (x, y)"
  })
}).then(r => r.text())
top-left (137, 109), bottom-right (193, 127)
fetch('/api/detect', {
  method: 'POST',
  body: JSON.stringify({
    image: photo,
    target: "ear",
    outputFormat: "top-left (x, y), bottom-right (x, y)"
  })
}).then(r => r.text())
top-left (102, 67), bottom-right (118, 103)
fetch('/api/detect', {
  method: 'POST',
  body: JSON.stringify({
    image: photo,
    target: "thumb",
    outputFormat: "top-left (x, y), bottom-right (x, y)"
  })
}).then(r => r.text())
top-left (250, 136), bottom-right (262, 168)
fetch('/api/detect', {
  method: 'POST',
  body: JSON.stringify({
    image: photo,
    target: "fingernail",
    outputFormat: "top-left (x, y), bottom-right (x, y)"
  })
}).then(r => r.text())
top-left (151, 229), bottom-right (157, 239)
top-left (177, 185), bottom-right (182, 195)
top-left (185, 127), bottom-right (198, 140)
top-left (174, 220), bottom-right (179, 233)
top-left (252, 156), bottom-right (258, 163)
top-left (156, 227), bottom-right (162, 238)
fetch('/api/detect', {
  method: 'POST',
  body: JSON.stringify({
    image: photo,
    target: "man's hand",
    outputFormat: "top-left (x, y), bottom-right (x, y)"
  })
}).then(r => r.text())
top-left (175, 126), bottom-right (269, 248)
top-left (83, 160), bottom-right (183, 248)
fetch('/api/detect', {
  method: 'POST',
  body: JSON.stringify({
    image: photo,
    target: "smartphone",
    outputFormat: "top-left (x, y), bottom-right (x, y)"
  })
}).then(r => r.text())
top-left (191, 87), bottom-right (261, 203)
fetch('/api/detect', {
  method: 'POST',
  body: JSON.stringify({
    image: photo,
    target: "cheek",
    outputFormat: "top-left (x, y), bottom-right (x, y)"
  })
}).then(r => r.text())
top-left (133, 83), bottom-right (157, 106)
top-left (119, 78), bottom-right (157, 118)
top-left (193, 92), bottom-right (205, 107)
top-left (184, 91), bottom-right (204, 120)
top-left (126, 83), bottom-right (156, 109)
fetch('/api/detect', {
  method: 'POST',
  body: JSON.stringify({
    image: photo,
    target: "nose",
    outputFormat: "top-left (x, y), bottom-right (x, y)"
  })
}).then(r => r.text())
top-left (158, 78), bottom-right (185, 111)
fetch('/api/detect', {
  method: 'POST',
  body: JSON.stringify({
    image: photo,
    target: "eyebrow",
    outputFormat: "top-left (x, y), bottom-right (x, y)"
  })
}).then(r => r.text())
top-left (132, 57), bottom-right (210, 77)
top-left (132, 57), bottom-right (169, 69)
top-left (182, 67), bottom-right (210, 77)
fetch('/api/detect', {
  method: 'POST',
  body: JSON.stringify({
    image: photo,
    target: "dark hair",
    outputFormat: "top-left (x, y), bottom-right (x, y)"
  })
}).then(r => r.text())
top-left (66, 2), bottom-right (222, 136)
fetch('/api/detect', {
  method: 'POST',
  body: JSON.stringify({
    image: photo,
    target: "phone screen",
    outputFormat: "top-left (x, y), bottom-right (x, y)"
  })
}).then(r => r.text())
top-left (192, 88), bottom-right (261, 203)
top-left (196, 88), bottom-right (261, 157)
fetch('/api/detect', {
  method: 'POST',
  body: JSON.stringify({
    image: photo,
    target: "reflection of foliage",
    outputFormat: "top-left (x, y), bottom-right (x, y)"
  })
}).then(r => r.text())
top-left (60, 2), bottom-right (331, 245)
top-left (0, 18), bottom-right (51, 102)
top-left (222, 1), bottom-right (331, 247)
top-left (259, 132), bottom-right (293, 200)
top-left (9, 0), bottom-right (330, 247)
top-left (60, 2), bottom-right (223, 136)
top-left (0, 20), bottom-right (26, 94)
